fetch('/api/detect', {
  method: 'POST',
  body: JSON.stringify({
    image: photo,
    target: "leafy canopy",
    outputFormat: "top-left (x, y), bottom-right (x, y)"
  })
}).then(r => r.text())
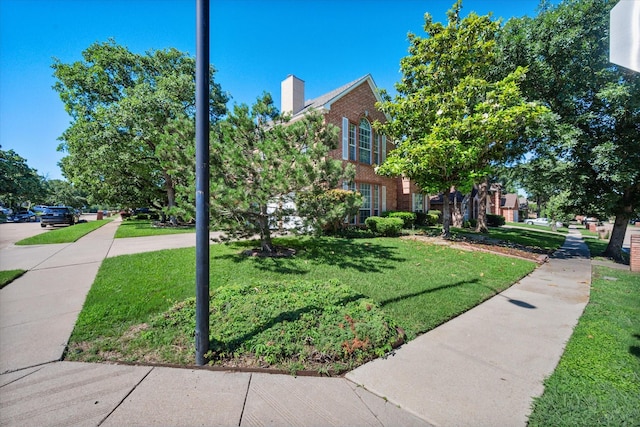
top-left (376, 1), bottom-right (548, 236)
top-left (499, 0), bottom-right (640, 259)
top-left (52, 39), bottom-right (227, 212)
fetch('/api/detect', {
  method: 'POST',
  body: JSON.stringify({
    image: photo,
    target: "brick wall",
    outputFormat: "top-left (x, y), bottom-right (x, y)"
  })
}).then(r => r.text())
top-left (324, 81), bottom-right (399, 213)
top-left (631, 235), bottom-right (640, 273)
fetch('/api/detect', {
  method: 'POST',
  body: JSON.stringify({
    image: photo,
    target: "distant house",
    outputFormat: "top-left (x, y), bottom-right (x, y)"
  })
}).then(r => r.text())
top-left (281, 74), bottom-right (426, 225)
top-left (426, 184), bottom-right (522, 223)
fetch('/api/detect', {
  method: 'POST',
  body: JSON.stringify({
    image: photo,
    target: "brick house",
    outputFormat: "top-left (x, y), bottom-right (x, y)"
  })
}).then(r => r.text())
top-left (281, 74), bottom-right (426, 225)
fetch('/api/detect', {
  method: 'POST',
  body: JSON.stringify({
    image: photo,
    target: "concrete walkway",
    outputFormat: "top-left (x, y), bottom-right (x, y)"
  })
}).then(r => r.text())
top-left (0, 221), bottom-right (591, 426)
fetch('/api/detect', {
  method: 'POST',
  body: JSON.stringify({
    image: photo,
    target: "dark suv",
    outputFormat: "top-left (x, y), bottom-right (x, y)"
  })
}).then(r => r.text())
top-left (40, 206), bottom-right (79, 228)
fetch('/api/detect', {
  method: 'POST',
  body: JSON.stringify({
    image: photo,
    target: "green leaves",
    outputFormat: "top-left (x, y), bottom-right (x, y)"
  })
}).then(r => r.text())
top-left (377, 3), bottom-right (548, 236)
top-left (210, 96), bottom-right (352, 250)
top-left (52, 40), bottom-right (228, 211)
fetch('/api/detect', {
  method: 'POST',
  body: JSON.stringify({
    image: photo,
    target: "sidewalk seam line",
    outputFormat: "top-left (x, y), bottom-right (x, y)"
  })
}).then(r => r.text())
top-left (238, 372), bottom-right (252, 426)
top-left (347, 380), bottom-right (386, 427)
top-left (96, 366), bottom-right (154, 426)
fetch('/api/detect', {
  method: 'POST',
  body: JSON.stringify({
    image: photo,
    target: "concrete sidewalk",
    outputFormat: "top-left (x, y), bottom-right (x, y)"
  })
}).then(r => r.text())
top-left (0, 222), bottom-right (590, 426)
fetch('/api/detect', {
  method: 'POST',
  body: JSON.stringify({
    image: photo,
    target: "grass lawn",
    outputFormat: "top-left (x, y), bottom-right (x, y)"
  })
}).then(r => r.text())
top-left (66, 235), bottom-right (538, 373)
top-left (115, 219), bottom-right (195, 238)
top-left (419, 225), bottom-right (567, 253)
top-left (528, 265), bottom-right (640, 426)
top-left (0, 269), bottom-right (25, 289)
top-left (505, 221), bottom-right (569, 234)
top-left (16, 220), bottom-right (111, 245)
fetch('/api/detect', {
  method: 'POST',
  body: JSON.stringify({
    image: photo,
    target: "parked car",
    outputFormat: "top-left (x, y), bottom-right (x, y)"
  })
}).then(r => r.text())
top-left (525, 218), bottom-right (563, 228)
top-left (40, 206), bottom-right (79, 227)
top-left (9, 209), bottom-right (37, 222)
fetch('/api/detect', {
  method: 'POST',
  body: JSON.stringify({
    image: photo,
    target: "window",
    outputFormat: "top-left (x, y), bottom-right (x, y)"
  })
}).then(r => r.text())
top-left (359, 183), bottom-right (371, 223)
top-left (344, 181), bottom-right (357, 224)
top-left (373, 184), bottom-right (379, 216)
top-left (412, 193), bottom-right (425, 213)
top-left (373, 134), bottom-right (381, 165)
top-left (348, 123), bottom-right (357, 161)
top-left (359, 119), bottom-right (371, 164)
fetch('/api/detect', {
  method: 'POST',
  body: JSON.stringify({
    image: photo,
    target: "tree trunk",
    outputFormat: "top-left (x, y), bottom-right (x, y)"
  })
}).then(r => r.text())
top-left (259, 204), bottom-right (275, 253)
top-left (604, 213), bottom-right (630, 262)
top-left (441, 189), bottom-right (452, 239)
top-left (164, 171), bottom-right (178, 225)
top-left (475, 178), bottom-right (489, 233)
top-left (452, 193), bottom-right (463, 228)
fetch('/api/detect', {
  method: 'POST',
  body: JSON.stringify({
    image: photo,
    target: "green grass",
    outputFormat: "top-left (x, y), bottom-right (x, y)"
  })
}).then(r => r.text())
top-left (66, 236), bottom-right (536, 372)
top-left (0, 269), bottom-right (25, 289)
top-left (505, 221), bottom-right (569, 234)
top-left (528, 266), bottom-right (640, 426)
top-left (115, 219), bottom-right (195, 238)
top-left (419, 225), bottom-right (566, 253)
top-left (16, 220), bottom-right (111, 245)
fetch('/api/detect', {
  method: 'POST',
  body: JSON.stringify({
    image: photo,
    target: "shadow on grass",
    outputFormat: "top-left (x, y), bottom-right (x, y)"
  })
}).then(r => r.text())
top-left (379, 278), bottom-right (480, 307)
top-left (631, 334), bottom-right (640, 360)
top-left (216, 237), bottom-right (405, 274)
top-left (208, 292), bottom-right (366, 356)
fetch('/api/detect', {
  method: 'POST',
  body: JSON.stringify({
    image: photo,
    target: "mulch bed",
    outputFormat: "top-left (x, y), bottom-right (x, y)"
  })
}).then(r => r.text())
top-left (402, 234), bottom-right (550, 264)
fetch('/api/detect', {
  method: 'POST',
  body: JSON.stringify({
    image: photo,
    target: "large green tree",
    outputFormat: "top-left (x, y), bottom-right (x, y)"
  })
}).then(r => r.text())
top-left (52, 40), bottom-right (227, 213)
top-left (43, 179), bottom-right (87, 209)
top-left (500, 0), bottom-right (639, 260)
top-left (376, 1), bottom-right (547, 237)
top-left (210, 94), bottom-right (354, 253)
top-left (0, 147), bottom-right (47, 208)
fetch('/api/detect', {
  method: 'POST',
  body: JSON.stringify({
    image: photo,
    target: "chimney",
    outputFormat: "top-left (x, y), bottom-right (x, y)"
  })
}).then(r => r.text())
top-left (281, 75), bottom-right (305, 115)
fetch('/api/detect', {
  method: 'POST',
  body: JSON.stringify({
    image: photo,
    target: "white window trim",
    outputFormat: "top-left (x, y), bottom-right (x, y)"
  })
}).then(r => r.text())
top-left (342, 117), bottom-right (348, 160)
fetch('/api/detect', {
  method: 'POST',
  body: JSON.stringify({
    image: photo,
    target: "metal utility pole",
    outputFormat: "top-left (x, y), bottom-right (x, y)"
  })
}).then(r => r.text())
top-left (195, 0), bottom-right (210, 366)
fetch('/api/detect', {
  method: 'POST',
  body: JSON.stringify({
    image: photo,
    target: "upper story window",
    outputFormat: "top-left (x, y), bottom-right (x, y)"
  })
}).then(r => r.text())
top-left (348, 123), bottom-right (357, 161)
top-left (359, 119), bottom-right (371, 164)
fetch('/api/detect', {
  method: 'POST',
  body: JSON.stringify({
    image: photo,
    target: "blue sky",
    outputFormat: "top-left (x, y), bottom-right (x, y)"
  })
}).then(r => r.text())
top-left (0, 0), bottom-right (543, 180)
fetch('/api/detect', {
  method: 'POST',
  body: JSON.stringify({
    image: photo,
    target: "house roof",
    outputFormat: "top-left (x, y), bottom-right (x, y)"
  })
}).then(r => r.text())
top-left (429, 190), bottom-right (465, 204)
top-left (291, 74), bottom-right (389, 120)
top-left (501, 193), bottom-right (519, 209)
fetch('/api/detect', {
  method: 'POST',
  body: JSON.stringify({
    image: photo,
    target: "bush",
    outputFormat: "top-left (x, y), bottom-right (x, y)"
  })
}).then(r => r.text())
top-left (383, 211), bottom-right (416, 228)
top-left (426, 210), bottom-right (441, 226)
top-left (487, 214), bottom-right (505, 227)
top-left (415, 212), bottom-right (428, 226)
top-left (365, 216), bottom-right (403, 237)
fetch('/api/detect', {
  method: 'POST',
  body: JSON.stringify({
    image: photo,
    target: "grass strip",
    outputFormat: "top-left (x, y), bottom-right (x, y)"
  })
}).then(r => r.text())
top-left (16, 220), bottom-right (111, 245)
top-left (528, 266), bottom-right (640, 426)
top-left (66, 236), bottom-right (536, 372)
top-left (115, 219), bottom-right (195, 238)
top-left (0, 269), bottom-right (25, 289)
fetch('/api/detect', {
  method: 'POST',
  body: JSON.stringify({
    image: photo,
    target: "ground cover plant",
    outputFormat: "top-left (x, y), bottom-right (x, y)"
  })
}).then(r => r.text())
top-left (0, 269), bottom-right (24, 289)
top-left (528, 266), bottom-right (640, 426)
top-left (115, 219), bottom-right (195, 238)
top-left (16, 220), bottom-right (111, 245)
top-left (66, 236), bottom-right (536, 373)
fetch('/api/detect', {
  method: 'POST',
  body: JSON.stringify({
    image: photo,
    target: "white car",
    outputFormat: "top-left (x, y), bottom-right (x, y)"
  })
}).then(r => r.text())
top-left (525, 218), bottom-right (563, 228)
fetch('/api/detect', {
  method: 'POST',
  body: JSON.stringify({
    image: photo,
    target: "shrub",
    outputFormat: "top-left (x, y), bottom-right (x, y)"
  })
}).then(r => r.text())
top-left (487, 214), bottom-right (505, 227)
top-left (385, 211), bottom-right (416, 228)
top-left (426, 210), bottom-right (441, 226)
top-left (365, 216), bottom-right (403, 236)
top-left (415, 212), bottom-right (428, 226)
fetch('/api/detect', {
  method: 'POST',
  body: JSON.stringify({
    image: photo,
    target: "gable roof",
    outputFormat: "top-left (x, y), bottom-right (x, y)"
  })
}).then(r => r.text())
top-left (501, 194), bottom-right (519, 209)
top-left (291, 74), bottom-right (389, 120)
